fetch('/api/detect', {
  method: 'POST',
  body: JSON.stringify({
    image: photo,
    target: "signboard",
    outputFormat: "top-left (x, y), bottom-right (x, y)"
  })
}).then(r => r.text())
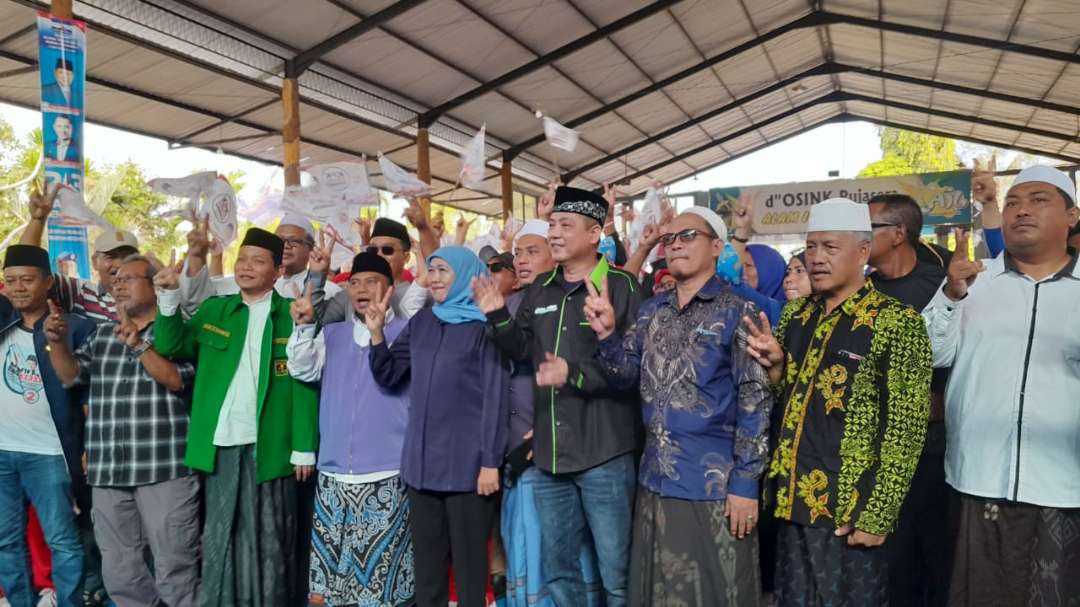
top-left (38, 11), bottom-right (92, 279)
top-left (709, 170), bottom-right (972, 236)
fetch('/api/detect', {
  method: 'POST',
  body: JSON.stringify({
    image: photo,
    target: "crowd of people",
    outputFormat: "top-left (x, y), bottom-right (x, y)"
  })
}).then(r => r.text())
top-left (0, 162), bottom-right (1078, 607)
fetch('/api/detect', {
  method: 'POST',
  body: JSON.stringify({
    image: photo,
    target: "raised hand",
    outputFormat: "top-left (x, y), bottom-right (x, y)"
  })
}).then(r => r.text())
top-left (363, 283), bottom-right (394, 339)
top-left (44, 300), bottom-right (67, 343)
top-left (153, 249), bottom-right (182, 291)
top-left (290, 283), bottom-right (315, 325)
top-left (113, 306), bottom-right (143, 349)
top-left (733, 192), bottom-right (753, 238)
top-left (535, 352), bottom-right (569, 388)
top-left (537, 181), bottom-right (558, 220)
top-left (972, 156), bottom-right (1001, 228)
top-left (640, 223), bottom-right (662, 250)
top-left (354, 215), bottom-right (373, 245)
top-left (470, 275), bottom-right (505, 314)
top-left (308, 229), bottom-right (334, 275)
top-left (583, 276), bottom-right (615, 340)
top-left (454, 213), bottom-right (476, 245)
top-left (403, 197), bottom-right (429, 230)
top-left (743, 312), bottom-right (784, 383)
top-left (944, 228), bottom-right (984, 300)
top-left (187, 215), bottom-right (211, 259)
top-left (29, 180), bottom-right (59, 221)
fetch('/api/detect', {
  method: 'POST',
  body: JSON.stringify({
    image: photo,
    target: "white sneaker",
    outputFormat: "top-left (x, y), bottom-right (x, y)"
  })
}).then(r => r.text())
top-left (36, 588), bottom-right (57, 607)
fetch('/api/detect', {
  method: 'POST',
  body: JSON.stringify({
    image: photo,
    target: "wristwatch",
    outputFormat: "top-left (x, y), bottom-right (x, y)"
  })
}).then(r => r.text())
top-left (129, 340), bottom-right (152, 358)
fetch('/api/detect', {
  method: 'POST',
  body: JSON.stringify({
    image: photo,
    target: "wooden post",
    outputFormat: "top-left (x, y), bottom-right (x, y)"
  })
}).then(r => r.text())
top-left (501, 159), bottom-right (513, 221)
top-left (416, 126), bottom-right (431, 211)
top-left (52, 0), bottom-right (73, 18)
top-left (282, 77), bottom-right (301, 186)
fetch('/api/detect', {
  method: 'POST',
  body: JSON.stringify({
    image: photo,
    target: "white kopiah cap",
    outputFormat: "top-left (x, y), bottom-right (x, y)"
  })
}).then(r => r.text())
top-left (1010, 165), bottom-right (1076, 205)
top-left (279, 212), bottom-right (316, 239)
top-left (681, 206), bottom-right (728, 241)
top-left (806, 198), bottom-right (872, 233)
top-left (514, 219), bottom-right (549, 245)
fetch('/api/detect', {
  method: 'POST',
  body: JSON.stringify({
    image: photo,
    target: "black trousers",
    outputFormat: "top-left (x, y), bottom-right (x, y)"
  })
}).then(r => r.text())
top-left (408, 487), bottom-right (496, 607)
top-left (886, 422), bottom-right (951, 607)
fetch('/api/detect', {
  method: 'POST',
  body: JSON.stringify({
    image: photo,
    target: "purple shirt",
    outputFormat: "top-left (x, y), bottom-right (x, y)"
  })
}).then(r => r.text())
top-left (370, 309), bottom-right (510, 492)
top-left (317, 319), bottom-right (410, 475)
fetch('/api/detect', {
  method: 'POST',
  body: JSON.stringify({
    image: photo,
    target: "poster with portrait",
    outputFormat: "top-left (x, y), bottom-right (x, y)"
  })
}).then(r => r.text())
top-left (38, 11), bottom-right (91, 279)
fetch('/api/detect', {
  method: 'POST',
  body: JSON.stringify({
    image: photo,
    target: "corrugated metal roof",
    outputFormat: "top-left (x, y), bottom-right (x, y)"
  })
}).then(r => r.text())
top-left (1, 0), bottom-right (1078, 215)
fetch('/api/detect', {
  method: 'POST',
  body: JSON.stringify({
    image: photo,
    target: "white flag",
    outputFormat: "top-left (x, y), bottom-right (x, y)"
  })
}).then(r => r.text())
top-left (543, 117), bottom-right (579, 152)
top-left (459, 125), bottom-right (486, 190)
top-left (54, 186), bottom-right (113, 230)
top-left (378, 153), bottom-right (431, 196)
top-left (202, 177), bottom-right (238, 248)
top-left (147, 171), bottom-right (218, 222)
top-left (308, 159), bottom-right (377, 206)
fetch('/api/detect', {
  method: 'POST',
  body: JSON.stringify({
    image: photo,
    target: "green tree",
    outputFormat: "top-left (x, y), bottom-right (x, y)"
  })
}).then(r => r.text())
top-left (858, 127), bottom-right (960, 177)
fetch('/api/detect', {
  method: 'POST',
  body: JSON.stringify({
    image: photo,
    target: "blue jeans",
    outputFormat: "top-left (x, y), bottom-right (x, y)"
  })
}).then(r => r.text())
top-left (0, 450), bottom-right (83, 607)
top-left (531, 453), bottom-right (636, 607)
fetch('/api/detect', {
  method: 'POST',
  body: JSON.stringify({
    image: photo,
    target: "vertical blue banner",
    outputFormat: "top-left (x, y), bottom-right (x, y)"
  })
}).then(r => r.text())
top-left (38, 12), bottom-right (91, 280)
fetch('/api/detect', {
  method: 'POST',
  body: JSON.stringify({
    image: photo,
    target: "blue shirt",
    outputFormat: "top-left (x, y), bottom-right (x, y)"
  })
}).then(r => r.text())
top-left (595, 276), bottom-right (773, 501)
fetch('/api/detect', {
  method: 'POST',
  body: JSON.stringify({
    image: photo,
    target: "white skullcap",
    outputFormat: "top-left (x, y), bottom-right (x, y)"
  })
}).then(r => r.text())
top-left (807, 198), bottom-right (872, 233)
top-left (681, 206), bottom-right (728, 241)
top-left (1010, 165), bottom-right (1076, 205)
top-left (279, 212), bottom-right (316, 239)
top-left (514, 219), bottom-right (549, 245)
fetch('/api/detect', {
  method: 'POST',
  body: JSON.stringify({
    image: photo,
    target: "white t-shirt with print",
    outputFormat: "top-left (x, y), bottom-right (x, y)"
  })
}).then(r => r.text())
top-left (0, 327), bottom-right (62, 455)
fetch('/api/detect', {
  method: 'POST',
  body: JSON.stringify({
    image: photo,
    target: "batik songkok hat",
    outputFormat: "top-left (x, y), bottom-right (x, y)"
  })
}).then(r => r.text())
top-left (552, 186), bottom-right (608, 225)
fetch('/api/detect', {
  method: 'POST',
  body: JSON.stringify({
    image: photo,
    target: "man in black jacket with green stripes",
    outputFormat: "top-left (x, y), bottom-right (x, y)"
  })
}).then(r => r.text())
top-left (474, 186), bottom-right (641, 607)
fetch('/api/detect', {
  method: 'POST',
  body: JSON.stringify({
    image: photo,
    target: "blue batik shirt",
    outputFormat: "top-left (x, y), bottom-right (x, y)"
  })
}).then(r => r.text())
top-left (596, 276), bottom-right (773, 501)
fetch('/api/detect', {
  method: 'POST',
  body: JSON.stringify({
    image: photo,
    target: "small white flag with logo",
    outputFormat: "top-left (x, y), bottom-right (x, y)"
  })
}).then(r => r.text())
top-left (459, 125), bottom-right (487, 189)
top-left (308, 159), bottom-right (377, 206)
top-left (543, 116), bottom-right (579, 152)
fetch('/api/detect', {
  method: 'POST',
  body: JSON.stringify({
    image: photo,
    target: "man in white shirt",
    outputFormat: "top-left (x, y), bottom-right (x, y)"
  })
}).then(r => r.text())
top-left (923, 165), bottom-right (1080, 606)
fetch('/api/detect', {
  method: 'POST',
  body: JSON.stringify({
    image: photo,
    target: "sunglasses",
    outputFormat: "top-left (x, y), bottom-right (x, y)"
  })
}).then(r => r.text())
top-left (366, 245), bottom-right (398, 256)
top-left (488, 261), bottom-right (511, 273)
top-left (659, 228), bottom-right (712, 246)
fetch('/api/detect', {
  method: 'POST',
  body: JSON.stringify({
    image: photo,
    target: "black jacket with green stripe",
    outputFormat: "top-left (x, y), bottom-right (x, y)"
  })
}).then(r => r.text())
top-left (486, 256), bottom-right (642, 474)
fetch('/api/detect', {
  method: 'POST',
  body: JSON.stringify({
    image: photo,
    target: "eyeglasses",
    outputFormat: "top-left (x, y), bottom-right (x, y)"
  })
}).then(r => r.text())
top-left (659, 228), bottom-right (712, 246)
top-left (366, 245), bottom-right (398, 256)
top-left (112, 275), bottom-right (151, 286)
top-left (488, 261), bottom-right (511, 273)
top-left (282, 238), bottom-right (312, 249)
top-left (870, 222), bottom-right (898, 230)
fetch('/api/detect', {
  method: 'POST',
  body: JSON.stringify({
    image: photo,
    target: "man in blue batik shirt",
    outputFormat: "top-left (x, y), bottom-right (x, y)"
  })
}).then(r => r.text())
top-left (587, 207), bottom-right (772, 607)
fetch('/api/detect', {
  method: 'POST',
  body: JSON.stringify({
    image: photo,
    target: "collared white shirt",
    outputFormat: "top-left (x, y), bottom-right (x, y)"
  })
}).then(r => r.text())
top-left (213, 291), bottom-right (272, 447)
top-left (923, 252), bottom-right (1080, 508)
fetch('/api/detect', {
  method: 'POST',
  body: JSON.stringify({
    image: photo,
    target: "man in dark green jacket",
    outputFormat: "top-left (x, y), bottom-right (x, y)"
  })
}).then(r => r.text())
top-left (154, 227), bottom-right (318, 606)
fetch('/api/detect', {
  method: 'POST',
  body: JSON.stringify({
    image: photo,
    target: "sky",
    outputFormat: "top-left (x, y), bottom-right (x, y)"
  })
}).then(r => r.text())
top-left (0, 100), bottom-right (885, 210)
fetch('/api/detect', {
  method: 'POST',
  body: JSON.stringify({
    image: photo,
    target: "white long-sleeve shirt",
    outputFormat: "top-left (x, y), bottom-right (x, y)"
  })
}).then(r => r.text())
top-left (922, 252), bottom-right (1080, 508)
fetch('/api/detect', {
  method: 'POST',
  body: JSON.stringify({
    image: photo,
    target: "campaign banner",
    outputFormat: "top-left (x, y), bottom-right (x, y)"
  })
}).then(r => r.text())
top-left (709, 170), bottom-right (973, 236)
top-left (38, 11), bottom-right (92, 279)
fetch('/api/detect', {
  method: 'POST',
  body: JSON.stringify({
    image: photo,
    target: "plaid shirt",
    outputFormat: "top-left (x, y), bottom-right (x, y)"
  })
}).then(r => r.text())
top-left (54, 275), bottom-right (117, 325)
top-left (73, 322), bottom-right (195, 487)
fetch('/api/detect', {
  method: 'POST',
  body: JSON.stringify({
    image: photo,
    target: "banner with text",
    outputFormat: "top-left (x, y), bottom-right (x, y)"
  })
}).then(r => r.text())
top-left (709, 170), bottom-right (972, 236)
top-left (38, 11), bottom-right (91, 279)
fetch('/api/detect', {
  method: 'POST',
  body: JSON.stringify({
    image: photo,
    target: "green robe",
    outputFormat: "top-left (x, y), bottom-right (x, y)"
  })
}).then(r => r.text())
top-left (154, 290), bottom-right (319, 482)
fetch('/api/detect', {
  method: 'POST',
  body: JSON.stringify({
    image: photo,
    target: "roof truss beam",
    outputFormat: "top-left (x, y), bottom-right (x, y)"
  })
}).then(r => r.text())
top-left (419, 0), bottom-right (683, 126)
top-left (822, 10), bottom-right (1080, 65)
top-left (285, 0), bottom-right (429, 77)
top-left (505, 10), bottom-right (833, 158)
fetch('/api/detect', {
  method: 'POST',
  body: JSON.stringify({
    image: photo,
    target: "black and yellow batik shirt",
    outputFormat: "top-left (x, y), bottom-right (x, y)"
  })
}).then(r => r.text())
top-left (768, 281), bottom-right (932, 535)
